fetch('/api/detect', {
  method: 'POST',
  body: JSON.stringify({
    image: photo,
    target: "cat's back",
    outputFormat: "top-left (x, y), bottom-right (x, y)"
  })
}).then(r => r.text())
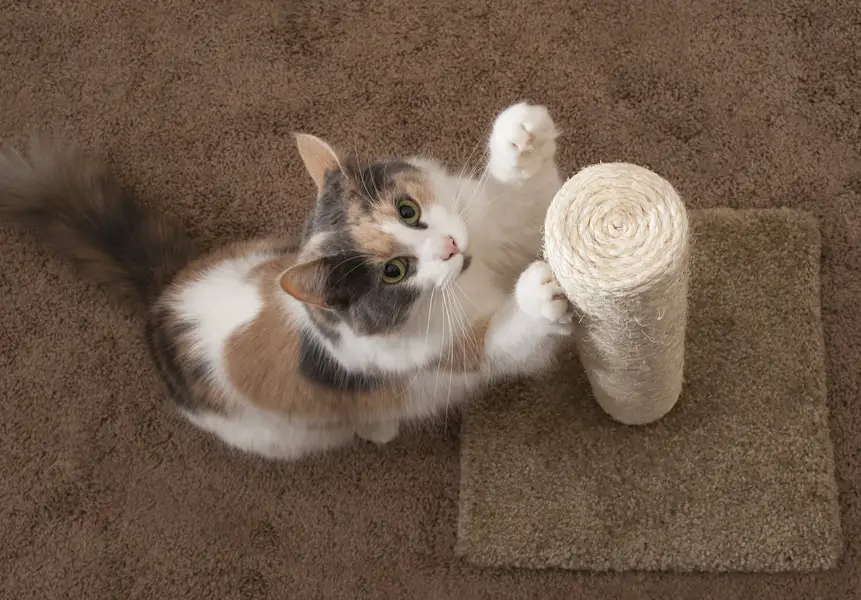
top-left (149, 239), bottom-right (300, 413)
top-left (172, 240), bottom-right (295, 360)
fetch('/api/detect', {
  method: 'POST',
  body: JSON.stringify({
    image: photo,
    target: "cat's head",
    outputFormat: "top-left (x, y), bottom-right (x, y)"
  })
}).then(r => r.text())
top-left (280, 134), bottom-right (470, 336)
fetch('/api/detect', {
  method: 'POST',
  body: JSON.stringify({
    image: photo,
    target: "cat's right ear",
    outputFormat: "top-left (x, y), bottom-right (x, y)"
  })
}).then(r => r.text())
top-left (294, 133), bottom-right (342, 193)
top-left (279, 259), bottom-right (330, 308)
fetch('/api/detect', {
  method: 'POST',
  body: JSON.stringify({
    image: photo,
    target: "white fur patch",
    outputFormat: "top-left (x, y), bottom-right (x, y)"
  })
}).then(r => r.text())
top-left (172, 253), bottom-right (269, 390)
top-left (184, 406), bottom-right (354, 460)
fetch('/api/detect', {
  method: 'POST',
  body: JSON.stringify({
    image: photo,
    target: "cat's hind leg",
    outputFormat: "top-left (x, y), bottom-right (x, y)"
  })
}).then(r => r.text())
top-left (183, 408), bottom-right (355, 460)
top-left (356, 419), bottom-right (400, 445)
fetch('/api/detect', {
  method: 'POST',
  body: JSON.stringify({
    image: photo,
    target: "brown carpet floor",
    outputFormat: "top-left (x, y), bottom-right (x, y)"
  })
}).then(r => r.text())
top-left (0, 0), bottom-right (858, 598)
top-left (458, 208), bottom-right (841, 573)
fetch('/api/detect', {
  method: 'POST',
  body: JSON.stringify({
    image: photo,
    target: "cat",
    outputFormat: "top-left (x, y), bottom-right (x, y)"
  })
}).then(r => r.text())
top-left (0, 101), bottom-right (571, 461)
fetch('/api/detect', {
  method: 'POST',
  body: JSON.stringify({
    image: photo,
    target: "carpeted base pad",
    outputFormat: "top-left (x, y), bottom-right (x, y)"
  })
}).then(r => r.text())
top-left (457, 208), bottom-right (842, 573)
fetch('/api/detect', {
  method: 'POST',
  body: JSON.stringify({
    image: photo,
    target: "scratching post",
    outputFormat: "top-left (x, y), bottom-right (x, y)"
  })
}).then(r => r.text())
top-left (543, 163), bottom-right (690, 425)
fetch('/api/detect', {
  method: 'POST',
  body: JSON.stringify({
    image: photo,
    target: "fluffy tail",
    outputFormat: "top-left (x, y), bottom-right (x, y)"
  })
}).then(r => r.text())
top-left (0, 138), bottom-right (198, 307)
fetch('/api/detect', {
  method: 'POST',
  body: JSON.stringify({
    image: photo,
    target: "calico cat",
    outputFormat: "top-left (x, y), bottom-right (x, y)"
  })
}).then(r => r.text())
top-left (0, 102), bottom-right (572, 460)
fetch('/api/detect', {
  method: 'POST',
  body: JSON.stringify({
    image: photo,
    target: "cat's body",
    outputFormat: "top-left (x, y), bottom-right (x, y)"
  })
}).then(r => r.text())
top-left (0, 102), bottom-right (571, 460)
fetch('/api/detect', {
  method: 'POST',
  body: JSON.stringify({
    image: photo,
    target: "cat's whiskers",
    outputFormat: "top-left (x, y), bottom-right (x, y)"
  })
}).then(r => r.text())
top-left (445, 286), bottom-right (475, 393)
top-left (444, 288), bottom-right (460, 430)
top-left (455, 162), bottom-right (486, 219)
top-left (450, 142), bottom-right (475, 213)
top-left (369, 155), bottom-right (384, 200)
top-left (431, 288), bottom-right (450, 429)
top-left (332, 255), bottom-right (377, 286)
top-left (353, 141), bottom-right (377, 203)
top-left (453, 280), bottom-right (482, 314)
top-left (453, 145), bottom-right (488, 217)
top-left (446, 288), bottom-right (466, 429)
top-left (453, 127), bottom-right (490, 215)
top-left (455, 128), bottom-right (485, 185)
top-left (423, 287), bottom-right (437, 351)
top-left (392, 287), bottom-right (439, 412)
top-left (350, 131), bottom-right (361, 169)
top-left (458, 160), bottom-right (494, 222)
top-left (446, 290), bottom-right (468, 424)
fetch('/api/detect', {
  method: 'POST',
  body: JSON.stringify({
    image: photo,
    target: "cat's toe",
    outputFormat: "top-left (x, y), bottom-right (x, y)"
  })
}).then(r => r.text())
top-left (515, 260), bottom-right (573, 326)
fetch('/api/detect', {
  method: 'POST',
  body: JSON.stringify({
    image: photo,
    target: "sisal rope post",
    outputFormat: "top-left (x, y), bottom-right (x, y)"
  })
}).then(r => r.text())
top-left (543, 163), bottom-right (690, 425)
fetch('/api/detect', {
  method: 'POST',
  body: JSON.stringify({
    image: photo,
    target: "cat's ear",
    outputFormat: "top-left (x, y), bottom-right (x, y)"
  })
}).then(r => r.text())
top-left (294, 133), bottom-right (342, 192)
top-left (279, 259), bottom-right (330, 308)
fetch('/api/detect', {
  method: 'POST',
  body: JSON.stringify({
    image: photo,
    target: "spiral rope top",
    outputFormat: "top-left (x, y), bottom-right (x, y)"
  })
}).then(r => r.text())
top-left (543, 163), bottom-right (689, 309)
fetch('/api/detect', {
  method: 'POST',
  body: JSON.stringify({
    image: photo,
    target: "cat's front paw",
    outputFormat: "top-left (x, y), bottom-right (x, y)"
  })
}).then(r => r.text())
top-left (515, 260), bottom-right (573, 326)
top-left (489, 102), bottom-right (559, 184)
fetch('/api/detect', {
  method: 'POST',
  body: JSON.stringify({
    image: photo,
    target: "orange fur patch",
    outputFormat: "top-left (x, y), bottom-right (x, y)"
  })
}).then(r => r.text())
top-left (224, 259), bottom-right (412, 426)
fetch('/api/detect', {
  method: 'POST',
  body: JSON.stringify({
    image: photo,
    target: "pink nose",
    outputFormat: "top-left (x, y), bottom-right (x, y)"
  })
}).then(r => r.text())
top-left (440, 236), bottom-right (460, 261)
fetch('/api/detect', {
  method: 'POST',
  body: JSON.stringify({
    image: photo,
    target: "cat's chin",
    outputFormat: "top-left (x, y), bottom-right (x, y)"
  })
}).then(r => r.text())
top-left (420, 252), bottom-right (472, 289)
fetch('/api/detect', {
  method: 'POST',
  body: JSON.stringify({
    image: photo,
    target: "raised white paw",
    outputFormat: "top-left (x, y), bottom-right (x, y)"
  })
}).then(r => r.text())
top-left (488, 102), bottom-right (559, 183)
top-left (356, 420), bottom-right (399, 445)
top-left (515, 260), bottom-right (573, 325)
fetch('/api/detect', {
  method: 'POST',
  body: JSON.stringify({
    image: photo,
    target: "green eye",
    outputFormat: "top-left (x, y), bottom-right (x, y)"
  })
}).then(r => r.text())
top-left (397, 198), bottom-right (421, 225)
top-left (382, 258), bottom-right (407, 284)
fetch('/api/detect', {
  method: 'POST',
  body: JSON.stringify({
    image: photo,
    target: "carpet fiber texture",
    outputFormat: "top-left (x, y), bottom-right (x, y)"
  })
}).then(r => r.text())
top-left (1, 0), bottom-right (859, 598)
top-left (457, 208), bottom-right (841, 573)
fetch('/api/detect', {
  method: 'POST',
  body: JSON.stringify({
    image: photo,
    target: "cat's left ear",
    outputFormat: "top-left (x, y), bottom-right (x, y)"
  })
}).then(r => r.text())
top-left (279, 259), bottom-right (330, 308)
top-left (294, 133), bottom-right (342, 193)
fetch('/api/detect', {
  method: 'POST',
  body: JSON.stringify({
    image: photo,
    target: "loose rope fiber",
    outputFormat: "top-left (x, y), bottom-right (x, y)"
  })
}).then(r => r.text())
top-left (543, 163), bottom-right (690, 425)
